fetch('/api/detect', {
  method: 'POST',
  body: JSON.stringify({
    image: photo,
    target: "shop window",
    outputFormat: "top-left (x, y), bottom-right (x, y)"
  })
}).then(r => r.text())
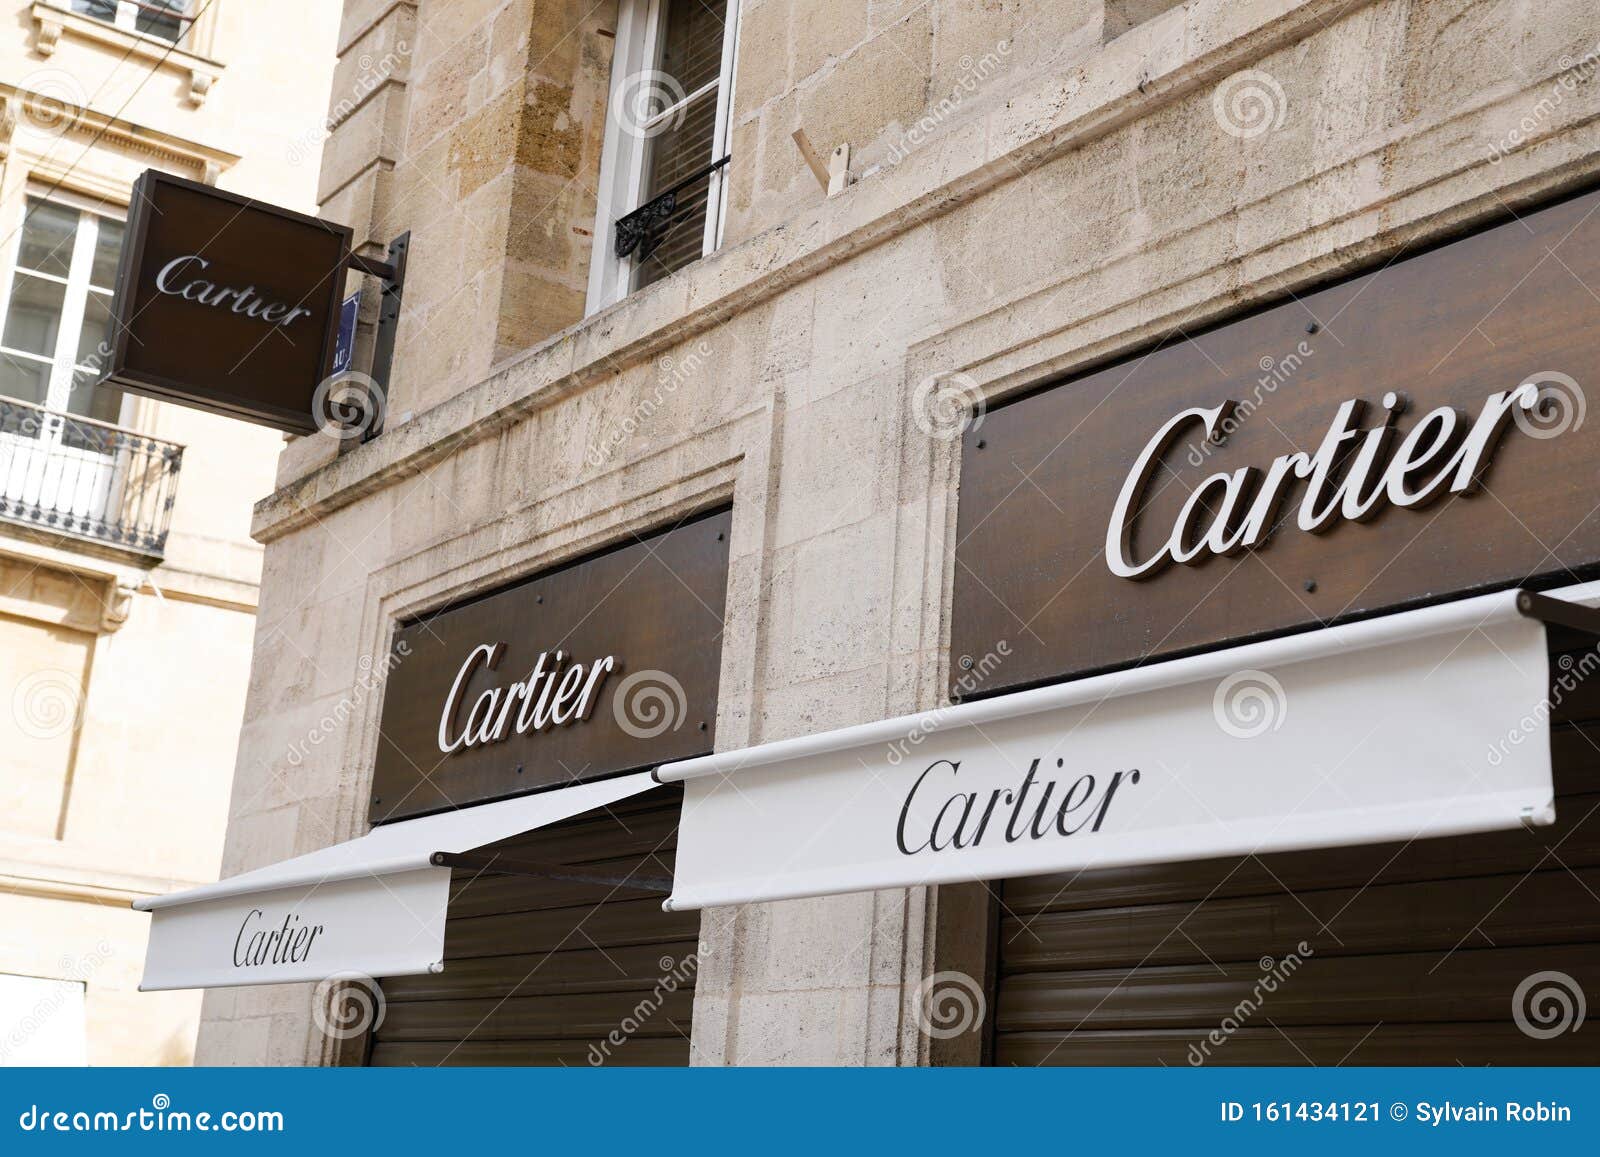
top-left (0, 197), bottom-right (128, 445)
top-left (586, 0), bottom-right (740, 313)
top-left (70, 0), bottom-right (192, 43)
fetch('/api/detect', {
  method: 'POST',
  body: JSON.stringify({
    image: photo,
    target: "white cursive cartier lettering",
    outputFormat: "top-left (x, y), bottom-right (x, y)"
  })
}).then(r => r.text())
top-left (1105, 384), bottom-right (1540, 579)
top-left (153, 254), bottom-right (313, 328)
top-left (436, 643), bottom-right (616, 754)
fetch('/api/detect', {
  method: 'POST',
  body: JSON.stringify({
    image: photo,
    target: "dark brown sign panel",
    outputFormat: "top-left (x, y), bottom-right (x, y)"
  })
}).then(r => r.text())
top-left (953, 187), bottom-right (1600, 698)
top-left (371, 511), bottom-right (730, 822)
top-left (102, 170), bottom-right (351, 434)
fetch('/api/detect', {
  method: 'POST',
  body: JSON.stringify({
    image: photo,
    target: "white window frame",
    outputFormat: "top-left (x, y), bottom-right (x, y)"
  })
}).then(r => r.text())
top-left (585, 0), bottom-right (741, 315)
top-left (0, 193), bottom-right (130, 438)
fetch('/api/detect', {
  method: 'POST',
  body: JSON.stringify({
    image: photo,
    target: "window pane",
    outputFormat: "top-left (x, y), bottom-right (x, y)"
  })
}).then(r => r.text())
top-left (76, 292), bottom-right (112, 369)
top-left (0, 353), bottom-right (51, 409)
top-left (635, 0), bottom-right (727, 288)
top-left (17, 202), bottom-right (79, 279)
top-left (89, 219), bottom-right (124, 290)
top-left (2, 273), bottom-right (67, 358)
top-left (70, 1), bottom-right (119, 26)
top-left (136, 0), bottom-right (189, 40)
top-left (62, 372), bottom-right (123, 451)
top-left (657, 0), bottom-right (727, 96)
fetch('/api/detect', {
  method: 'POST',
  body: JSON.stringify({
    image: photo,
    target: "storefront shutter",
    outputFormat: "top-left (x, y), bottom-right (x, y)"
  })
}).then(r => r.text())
top-left (990, 723), bottom-right (1600, 1065)
top-left (368, 787), bottom-right (699, 1066)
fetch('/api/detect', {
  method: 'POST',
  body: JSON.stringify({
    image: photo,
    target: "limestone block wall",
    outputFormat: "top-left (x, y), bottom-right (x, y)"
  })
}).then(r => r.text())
top-left (212, 0), bottom-right (1600, 1064)
top-left (313, 0), bottom-right (620, 436)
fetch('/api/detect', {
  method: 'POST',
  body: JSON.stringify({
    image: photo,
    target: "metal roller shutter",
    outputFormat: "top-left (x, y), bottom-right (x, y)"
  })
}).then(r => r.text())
top-left (990, 723), bottom-right (1600, 1066)
top-left (368, 786), bottom-right (699, 1066)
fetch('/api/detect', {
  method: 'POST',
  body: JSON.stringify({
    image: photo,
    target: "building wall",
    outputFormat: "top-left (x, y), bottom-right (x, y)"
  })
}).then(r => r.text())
top-left (0, 0), bottom-right (338, 1066)
top-left (210, 0), bottom-right (1600, 1063)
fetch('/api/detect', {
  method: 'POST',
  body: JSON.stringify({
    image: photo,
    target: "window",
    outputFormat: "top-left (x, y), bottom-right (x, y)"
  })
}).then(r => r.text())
top-left (587, 0), bottom-right (740, 313)
top-left (0, 198), bottom-right (126, 443)
top-left (71, 0), bottom-right (191, 43)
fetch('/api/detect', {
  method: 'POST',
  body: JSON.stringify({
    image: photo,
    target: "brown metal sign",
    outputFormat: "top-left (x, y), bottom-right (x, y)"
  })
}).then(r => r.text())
top-left (952, 186), bottom-right (1600, 699)
top-left (371, 510), bottom-right (731, 822)
top-left (102, 170), bottom-right (352, 435)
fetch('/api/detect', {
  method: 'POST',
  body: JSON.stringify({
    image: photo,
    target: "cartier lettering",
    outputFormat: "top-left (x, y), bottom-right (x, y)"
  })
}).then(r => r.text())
top-left (438, 644), bottom-right (617, 753)
top-left (154, 254), bottom-right (314, 328)
top-left (897, 757), bottom-right (1142, 855)
top-left (233, 908), bottom-right (323, 969)
top-left (1106, 384), bottom-right (1542, 580)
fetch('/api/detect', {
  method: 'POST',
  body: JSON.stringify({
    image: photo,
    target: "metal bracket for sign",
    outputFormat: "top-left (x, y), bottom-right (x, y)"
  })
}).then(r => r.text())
top-left (345, 231), bottom-right (409, 443)
top-left (429, 850), bottom-right (672, 895)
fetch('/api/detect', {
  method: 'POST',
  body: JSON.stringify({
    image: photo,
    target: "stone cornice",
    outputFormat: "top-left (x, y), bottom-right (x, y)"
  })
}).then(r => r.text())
top-left (0, 82), bottom-right (240, 179)
top-left (250, 0), bottom-right (1360, 543)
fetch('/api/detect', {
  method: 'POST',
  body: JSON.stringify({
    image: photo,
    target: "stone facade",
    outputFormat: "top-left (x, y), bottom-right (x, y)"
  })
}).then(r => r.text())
top-left (211, 0), bottom-right (1600, 1064)
top-left (0, 1), bottom-right (337, 1064)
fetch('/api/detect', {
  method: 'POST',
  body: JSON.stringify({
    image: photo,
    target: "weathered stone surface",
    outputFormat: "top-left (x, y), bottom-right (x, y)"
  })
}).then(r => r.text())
top-left (210, 0), bottom-right (1600, 1067)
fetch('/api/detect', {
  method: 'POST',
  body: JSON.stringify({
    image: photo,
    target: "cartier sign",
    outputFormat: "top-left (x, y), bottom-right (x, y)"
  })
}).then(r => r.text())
top-left (371, 511), bottom-right (730, 822)
top-left (1106, 385), bottom-right (1539, 580)
top-left (952, 186), bottom-right (1600, 697)
top-left (101, 169), bottom-right (352, 435)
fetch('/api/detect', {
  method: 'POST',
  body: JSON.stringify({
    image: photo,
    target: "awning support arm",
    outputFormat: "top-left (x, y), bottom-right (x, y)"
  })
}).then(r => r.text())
top-left (430, 851), bottom-right (672, 895)
top-left (1515, 589), bottom-right (1600, 637)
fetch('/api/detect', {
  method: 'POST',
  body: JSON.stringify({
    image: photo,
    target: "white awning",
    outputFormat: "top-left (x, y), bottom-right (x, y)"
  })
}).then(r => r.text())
top-left (659, 589), bottom-right (1597, 911)
top-left (133, 772), bottom-right (661, 991)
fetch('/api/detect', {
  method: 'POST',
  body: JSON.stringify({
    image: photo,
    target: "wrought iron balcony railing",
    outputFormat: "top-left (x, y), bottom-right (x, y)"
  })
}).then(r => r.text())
top-left (0, 394), bottom-right (183, 558)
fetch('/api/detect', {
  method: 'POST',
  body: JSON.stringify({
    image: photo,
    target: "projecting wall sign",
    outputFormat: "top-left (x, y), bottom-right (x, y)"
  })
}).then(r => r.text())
top-left (101, 170), bottom-right (353, 435)
top-left (953, 186), bottom-right (1600, 697)
top-left (371, 511), bottom-right (730, 823)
